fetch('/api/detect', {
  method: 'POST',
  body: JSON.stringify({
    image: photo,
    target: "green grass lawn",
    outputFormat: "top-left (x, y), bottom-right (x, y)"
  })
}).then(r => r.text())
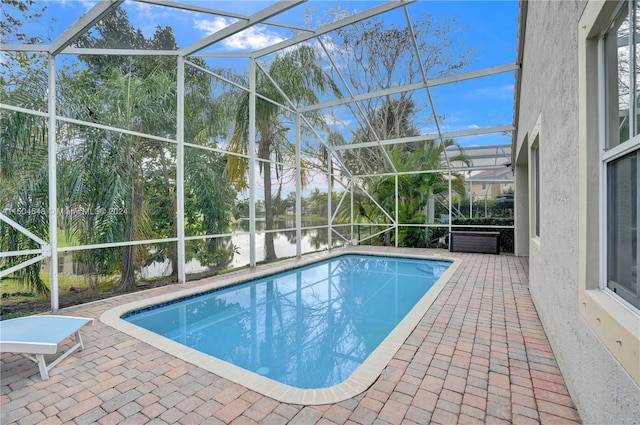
top-left (0, 270), bottom-right (117, 319)
top-left (0, 272), bottom-right (107, 297)
top-left (57, 228), bottom-right (78, 248)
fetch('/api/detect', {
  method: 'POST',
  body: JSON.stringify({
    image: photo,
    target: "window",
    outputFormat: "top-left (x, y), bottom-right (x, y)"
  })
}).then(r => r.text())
top-left (532, 144), bottom-right (540, 238)
top-left (606, 151), bottom-right (639, 307)
top-left (602, 1), bottom-right (640, 309)
top-left (579, 0), bottom-right (640, 385)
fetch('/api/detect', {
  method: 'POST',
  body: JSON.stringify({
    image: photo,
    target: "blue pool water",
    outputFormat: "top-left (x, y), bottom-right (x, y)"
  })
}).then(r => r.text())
top-left (124, 254), bottom-right (451, 389)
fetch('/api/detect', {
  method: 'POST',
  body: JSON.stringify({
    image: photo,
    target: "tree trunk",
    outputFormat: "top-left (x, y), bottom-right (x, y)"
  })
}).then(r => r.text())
top-left (159, 149), bottom-right (178, 278)
top-left (120, 245), bottom-right (136, 289)
top-left (383, 218), bottom-right (393, 246)
top-left (260, 142), bottom-right (277, 261)
top-left (119, 203), bottom-right (136, 290)
top-left (118, 173), bottom-right (142, 290)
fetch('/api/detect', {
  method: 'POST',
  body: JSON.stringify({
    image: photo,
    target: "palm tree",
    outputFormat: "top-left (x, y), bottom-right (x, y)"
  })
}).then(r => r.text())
top-left (58, 13), bottom-right (237, 288)
top-left (2, 54), bottom-right (236, 293)
top-left (225, 45), bottom-right (341, 261)
top-left (338, 139), bottom-right (470, 247)
top-left (56, 66), bottom-right (170, 289)
top-left (0, 46), bottom-right (51, 295)
top-left (0, 106), bottom-right (50, 295)
top-left (60, 61), bottom-right (240, 288)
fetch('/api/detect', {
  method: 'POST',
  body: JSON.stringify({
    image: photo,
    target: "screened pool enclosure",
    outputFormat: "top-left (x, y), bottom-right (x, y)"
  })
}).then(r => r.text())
top-left (1, 0), bottom-right (518, 310)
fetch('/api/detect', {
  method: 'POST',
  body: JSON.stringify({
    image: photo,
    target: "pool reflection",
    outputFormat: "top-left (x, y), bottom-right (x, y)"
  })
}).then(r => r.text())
top-left (126, 255), bottom-right (450, 389)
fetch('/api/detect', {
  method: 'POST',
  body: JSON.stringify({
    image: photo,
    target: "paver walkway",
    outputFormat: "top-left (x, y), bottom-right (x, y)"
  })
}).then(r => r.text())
top-left (1, 248), bottom-right (581, 424)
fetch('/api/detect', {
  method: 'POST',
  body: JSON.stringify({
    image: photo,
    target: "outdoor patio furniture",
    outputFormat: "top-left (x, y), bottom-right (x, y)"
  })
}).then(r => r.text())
top-left (0, 315), bottom-right (93, 380)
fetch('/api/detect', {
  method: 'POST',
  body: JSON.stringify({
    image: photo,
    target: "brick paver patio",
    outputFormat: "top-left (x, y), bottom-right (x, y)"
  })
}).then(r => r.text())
top-left (1, 248), bottom-right (582, 424)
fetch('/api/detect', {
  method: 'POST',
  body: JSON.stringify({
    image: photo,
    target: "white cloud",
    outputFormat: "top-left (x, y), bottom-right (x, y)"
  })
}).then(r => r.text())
top-left (129, 2), bottom-right (171, 21)
top-left (472, 84), bottom-right (514, 99)
top-left (225, 26), bottom-right (285, 50)
top-left (124, 2), bottom-right (177, 38)
top-left (194, 17), bottom-right (285, 51)
top-left (324, 113), bottom-right (351, 129)
top-left (56, 0), bottom-right (97, 11)
top-left (468, 124), bottom-right (481, 130)
top-left (194, 17), bottom-right (230, 35)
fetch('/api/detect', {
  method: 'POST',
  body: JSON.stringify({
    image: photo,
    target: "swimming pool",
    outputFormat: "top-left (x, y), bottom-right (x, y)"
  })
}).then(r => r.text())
top-left (101, 249), bottom-right (459, 404)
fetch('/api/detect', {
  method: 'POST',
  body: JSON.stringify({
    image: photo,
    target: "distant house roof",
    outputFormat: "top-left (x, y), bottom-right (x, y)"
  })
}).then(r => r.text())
top-left (467, 167), bottom-right (514, 183)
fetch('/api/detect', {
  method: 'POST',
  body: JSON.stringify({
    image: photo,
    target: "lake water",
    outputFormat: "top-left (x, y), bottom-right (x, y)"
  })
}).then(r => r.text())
top-left (51, 219), bottom-right (347, 279)
top-left (143, 219), bottom-right (344, 278)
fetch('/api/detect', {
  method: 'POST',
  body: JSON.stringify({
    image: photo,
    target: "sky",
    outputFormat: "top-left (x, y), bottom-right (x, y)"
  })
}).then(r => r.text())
top-left (4, 0), bottom-right (519, 194)
top-left (7, 1), bottom-right (518, 128)
top-left (8, 1), bottom-right (518, 144)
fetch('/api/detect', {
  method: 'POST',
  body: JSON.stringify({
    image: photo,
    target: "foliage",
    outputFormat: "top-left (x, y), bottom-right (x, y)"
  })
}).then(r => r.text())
top-left (58, 64), bottom-right (175, 290)
top-left (2, 7), bottom-right (237, 294)
top-left (1, 291), bottom-right (35, 298)
top-left (74, 8), bottom-right (178, 76)
top-left (1, 0), bottom-right (47, 44)
top-left (225, 45), bottom-right (341, 261)
top-left (336, 137), bottom-right (470, 247)
top-left (392, 141), bottom-right (468, 243)
top-left (0, 105), bottom-right (50, 294)
top-left (456, 199), bottom-right (514, 220)
top-left (342, 98), bottom-right (421, 175)
top-left (0, 0), bottom-right (55, 295)
top-left (62, 11), bottom-right (237, 288)
top-left (323, 10), bottom-right (473, 175)
top-left (0, 0), bottom-right (52, 89)
top-left (321, 10), bottom-right (475, 246)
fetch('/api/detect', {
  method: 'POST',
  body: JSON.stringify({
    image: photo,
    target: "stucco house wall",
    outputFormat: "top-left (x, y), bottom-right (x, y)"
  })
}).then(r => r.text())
top-left (514, 1), bottom-right (640, 423)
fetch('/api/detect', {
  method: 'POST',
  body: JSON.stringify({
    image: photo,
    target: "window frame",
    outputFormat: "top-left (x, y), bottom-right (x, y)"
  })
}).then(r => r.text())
top-left (528, 116), bottom-right (541, 247)
top-left (532, 142), bottom-right (540, 239)
top-left (599, 0), bottom-right (640, 310)
top-left (601, 144), bottom-right (640, 309)
top-left (579, 0), bottom-right (640, 386)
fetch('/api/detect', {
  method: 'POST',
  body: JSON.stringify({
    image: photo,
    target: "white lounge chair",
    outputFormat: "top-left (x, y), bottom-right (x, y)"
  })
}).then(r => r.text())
top-left (0, 315), bottom-right (93, 380)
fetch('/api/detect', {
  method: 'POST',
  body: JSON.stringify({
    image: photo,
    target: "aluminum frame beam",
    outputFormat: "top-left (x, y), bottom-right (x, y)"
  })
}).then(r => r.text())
top-left (47, 55), bottom-right (59, 310)
top-left (50, 0), bottom-right (123, 55)
top-left (316, 38), bottom-right (397, 174)
top-left (0, 214), bottom-right (47, 246)
top-left (0, 255), bottom-right (46, 279)
top-left (295, 113), bottom-right (302, 258)
top-left (252, 0), bottom-right (415, 58)
top-left (1, 44), bottom-right (48, 52)
top-left (60, 48), bottom-right (178, 56)
top-left (299, 63), bottom-right (518, 113)
top-left (248, 58), bottom-right (257, 268)
top-left (329, 126), bottom-right (515, 152)
top-left (405, 5), bottom-right (448, 170)
top-left (134, 0), bottom-right (312, 32)
top-left (0, 0), bottom-right (521, 292)
top-left (180, 1), bottom-right (305, 57)
top-left (176, 57), bottom-right (186, 283)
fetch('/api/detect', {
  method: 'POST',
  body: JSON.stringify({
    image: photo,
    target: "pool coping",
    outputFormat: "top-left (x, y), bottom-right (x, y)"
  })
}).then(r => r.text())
top-left (100, 247), bottom-right (461, 405)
